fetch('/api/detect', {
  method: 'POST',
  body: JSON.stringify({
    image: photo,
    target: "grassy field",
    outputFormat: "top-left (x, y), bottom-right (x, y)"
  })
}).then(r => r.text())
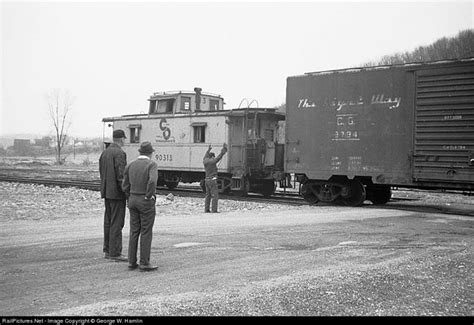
top-left (0, 152), bottom-right (101, 168)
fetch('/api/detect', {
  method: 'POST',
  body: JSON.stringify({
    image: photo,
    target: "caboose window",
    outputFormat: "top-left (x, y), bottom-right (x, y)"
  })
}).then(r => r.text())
top-left (181, 96), bottom-right (191, 111)
top-left (209, 99), bottom-right (219, 111)
top-left (128, 124), bottom-right (141, 143)
top-left (193, 125), bottom-right (206, 143)
top-left (149, 100), bottom-right (156, 114)
top-left (163, 99), bottom-right (174, 113)
top-left (150, 99), bottom-right (175, 114)
top-left (130, 128), bottom-right (140, 143)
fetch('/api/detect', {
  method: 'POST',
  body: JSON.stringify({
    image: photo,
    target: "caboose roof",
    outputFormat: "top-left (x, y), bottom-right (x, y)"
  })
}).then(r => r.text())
top-left (102, 107), bottom-right (284, 123)
top-left (149, 90), bottom-right (223, 100)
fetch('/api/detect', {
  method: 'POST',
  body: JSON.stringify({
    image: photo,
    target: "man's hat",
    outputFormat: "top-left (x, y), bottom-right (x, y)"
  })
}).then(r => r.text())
top-left (138, 141), bottom-right (155, 154)
top-left (113, 129), bottom-right (127, 139)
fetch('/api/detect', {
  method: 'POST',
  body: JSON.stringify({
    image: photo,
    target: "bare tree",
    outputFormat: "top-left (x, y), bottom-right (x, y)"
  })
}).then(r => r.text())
top-left (46, 89), bottom-right (74, 165)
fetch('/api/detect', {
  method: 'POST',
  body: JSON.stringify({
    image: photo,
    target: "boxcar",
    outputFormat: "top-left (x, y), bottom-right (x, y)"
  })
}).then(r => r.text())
top-left (103, 88), bottom-right (286, 196)
top-left (285, 58), bottom-right (474, 206)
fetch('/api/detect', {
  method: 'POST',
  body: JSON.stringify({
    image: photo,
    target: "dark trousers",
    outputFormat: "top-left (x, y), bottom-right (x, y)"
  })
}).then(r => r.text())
top-left (204, 178), bottom-right (219, 212)
top-left (103, 199), bottom-right (126, 257)
top-left (128, 195), bottom-right (156, 266)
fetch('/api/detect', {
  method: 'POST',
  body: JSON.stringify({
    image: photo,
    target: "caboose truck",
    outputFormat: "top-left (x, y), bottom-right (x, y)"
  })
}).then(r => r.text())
top-left (102, 88), bottom-right (286, 196)
top-left (286, 58), bottom-right (474, 206)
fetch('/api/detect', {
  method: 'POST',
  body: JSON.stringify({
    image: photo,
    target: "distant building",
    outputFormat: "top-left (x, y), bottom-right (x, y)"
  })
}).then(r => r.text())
top-left (13, 139), bottom-right (32, 155)
top-left (0, 138), bottom-right (14, 149)
top-left (34, 136), bottom-right (52, 147)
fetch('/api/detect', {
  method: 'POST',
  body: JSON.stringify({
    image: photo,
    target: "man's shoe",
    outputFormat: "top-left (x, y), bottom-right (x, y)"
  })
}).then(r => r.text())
top-left (139, 264), bottom-right (158, 272)
top-left (128, 263), bottom-right (138, 270)
top-left (109, 255), bottom-right (128, 262)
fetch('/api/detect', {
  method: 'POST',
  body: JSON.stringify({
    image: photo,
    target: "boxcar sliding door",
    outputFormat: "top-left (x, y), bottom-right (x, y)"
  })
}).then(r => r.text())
top-left (413, 65), bottom-right (474, 186)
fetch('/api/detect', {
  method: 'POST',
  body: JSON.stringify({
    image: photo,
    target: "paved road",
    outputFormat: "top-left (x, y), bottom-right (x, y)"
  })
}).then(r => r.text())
top-left (1, 200), bottom-right (472, 316)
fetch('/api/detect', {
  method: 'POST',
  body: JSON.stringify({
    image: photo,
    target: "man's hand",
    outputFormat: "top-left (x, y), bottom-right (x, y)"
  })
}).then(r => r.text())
top-left (222, 143), bottom-right (228, 152)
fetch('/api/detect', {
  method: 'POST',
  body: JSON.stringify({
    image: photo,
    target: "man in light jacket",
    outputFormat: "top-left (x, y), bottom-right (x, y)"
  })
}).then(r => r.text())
top-left (122, 141), bottom-right (159, 271)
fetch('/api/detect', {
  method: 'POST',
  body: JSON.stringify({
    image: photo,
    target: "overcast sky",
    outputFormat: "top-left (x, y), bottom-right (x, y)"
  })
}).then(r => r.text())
top-left (1, 0), bottom-right (473, 138)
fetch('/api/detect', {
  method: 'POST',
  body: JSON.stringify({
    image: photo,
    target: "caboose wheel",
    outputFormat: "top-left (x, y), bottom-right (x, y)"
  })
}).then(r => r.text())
top-left (234, 177), bottom-right (250, 196)
top-left (340, 180), bottom-right (366, 206)
top-left (218, 177), bottom-right (232, 195)
top-left (259, 180), bottom-right (276, 197)
top-left (165, 181), bottom-right (179, 190)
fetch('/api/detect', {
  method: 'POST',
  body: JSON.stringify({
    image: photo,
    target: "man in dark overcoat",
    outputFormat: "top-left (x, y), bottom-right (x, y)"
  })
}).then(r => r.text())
top-left (99, 129), bottom-right (128, 261)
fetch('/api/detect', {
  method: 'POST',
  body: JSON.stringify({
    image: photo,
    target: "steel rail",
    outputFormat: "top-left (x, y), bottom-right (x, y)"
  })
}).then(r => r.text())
top-left (0, 174), bottom-right (472, 216)
top-left (0, 175), bottom-right (306, 206)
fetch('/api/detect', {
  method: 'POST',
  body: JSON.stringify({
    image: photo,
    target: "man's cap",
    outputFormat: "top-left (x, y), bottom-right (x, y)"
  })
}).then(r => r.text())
top-left (113, 129), bottom-right (127, 139)
top-left (138, 141), bottom-right (155, 154)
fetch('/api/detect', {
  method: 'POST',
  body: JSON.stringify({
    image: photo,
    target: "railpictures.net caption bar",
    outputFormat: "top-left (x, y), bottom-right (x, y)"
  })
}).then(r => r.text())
top-left (1, 318), bottom-right (144, 325)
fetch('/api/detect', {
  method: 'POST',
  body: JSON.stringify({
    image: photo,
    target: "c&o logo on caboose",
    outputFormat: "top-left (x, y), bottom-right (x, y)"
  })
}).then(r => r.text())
top-left (156, 118), bottom-right (175, 142)
top-left (160, 118), bottom-right (171, 140)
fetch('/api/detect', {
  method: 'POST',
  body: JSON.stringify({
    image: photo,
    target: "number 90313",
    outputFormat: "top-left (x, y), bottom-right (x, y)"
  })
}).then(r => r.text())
top-left (155, 154), bottom-right (172, 162)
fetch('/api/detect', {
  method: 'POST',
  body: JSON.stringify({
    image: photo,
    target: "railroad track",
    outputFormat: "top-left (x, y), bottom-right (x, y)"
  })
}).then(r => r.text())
top-left (0, 175), bottom-right (101, 191)
top-left (0, 175), bottom-right (306, 206)
top-left (0, 174), bottom-right (431, 203)
top-left (1, 174), bottom-right (473, 216)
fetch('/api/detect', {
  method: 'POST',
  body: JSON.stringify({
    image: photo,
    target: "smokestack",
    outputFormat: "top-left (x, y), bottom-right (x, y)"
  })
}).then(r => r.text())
top-left (194, 87), bottom-right (202, 111)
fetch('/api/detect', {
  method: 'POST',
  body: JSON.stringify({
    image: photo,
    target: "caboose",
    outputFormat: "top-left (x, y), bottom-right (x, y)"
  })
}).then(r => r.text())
top-left (286, 58), bottom-right (474, 206)
top-left (102, 88), bottom-right (285, 196)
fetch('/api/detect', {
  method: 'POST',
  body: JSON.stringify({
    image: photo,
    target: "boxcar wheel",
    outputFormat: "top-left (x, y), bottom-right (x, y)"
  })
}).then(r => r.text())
top-left (341, 180), bottom-right (366, 207)
top-left (301, 182), bottom-right (319, 204)
top-left (367, 185), bottom-right (391, 205)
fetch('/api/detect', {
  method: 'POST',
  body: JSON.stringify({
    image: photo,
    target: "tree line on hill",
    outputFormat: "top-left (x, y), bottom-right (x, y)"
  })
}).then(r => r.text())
top-left (362, 29), bottom-right (473, 66)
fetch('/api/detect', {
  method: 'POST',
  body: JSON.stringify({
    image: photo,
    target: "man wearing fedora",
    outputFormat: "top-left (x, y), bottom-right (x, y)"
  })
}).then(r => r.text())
top-left (122, 141), bottom-right (159, 271)
top-left (99, 129), bottom-right (128, 262)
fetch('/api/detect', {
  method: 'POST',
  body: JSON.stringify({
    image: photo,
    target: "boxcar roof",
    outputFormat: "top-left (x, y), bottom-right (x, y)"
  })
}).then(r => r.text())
top-left (295, 57), bottom-right (474, 78)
